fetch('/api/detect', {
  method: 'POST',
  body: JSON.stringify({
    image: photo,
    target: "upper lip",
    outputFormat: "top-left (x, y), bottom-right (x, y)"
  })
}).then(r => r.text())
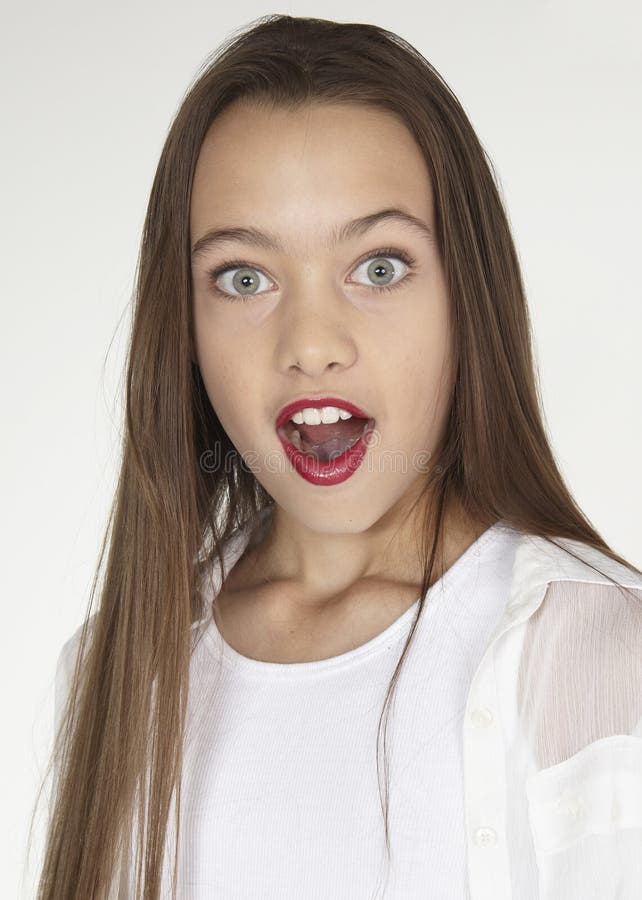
top-left (275, 396), bottom-right (374, 429)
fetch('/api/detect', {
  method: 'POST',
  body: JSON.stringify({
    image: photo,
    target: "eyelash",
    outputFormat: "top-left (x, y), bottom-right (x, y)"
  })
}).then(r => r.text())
top-left (205, 246), bottom-right (418, 302)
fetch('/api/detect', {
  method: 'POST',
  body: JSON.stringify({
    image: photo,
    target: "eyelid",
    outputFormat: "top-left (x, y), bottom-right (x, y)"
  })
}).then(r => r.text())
top-left (206, 246), bottom-right (417, 300)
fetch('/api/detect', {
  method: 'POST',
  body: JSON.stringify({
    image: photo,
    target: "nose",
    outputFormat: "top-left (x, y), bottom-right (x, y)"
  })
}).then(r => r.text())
top-left (274, 303), bottom-right (358, 378)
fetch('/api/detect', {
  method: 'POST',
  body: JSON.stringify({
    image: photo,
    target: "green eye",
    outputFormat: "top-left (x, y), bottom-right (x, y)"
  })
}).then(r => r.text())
top-left (209, 263), bottom-right (272, 300)
top-left (351, 253), bottom-right (411, 290)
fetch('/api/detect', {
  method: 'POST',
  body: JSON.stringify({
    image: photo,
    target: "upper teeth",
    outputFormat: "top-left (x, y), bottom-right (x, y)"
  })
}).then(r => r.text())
top-left (290, 406), bottom-right (354, 425)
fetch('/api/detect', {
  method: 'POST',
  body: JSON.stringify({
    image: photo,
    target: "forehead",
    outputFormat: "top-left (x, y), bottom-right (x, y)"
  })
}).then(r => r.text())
top-left (190, 100), bottom-right (434, 253)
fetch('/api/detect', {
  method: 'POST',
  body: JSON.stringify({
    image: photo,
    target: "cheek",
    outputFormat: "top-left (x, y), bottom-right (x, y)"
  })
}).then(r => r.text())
top-left (198, 352), bottom-right (265, 446)
top-left (393, 301), bottom-right (453, 385)
top-left (194, 305), bottom-right (249, 406)
top-left (390, 314), bottom-right (454, 441)
top-left (197, 351), bottom-right (237, 421)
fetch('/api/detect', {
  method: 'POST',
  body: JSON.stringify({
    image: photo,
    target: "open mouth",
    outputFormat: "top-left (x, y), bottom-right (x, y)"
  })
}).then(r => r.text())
top-left (277, 415), bottom-right (375, 462)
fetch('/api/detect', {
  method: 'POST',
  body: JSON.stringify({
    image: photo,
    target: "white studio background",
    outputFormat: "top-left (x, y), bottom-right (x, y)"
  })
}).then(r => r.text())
top-left (2, 1), bottom-right (641, 895)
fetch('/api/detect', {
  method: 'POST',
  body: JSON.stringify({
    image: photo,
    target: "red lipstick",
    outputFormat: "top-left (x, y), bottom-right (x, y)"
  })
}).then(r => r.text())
top-left (275, 397), bottom-right (376, 487)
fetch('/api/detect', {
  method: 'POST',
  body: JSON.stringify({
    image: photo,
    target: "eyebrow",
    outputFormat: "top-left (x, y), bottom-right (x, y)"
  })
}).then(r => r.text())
top-left (191, 207), bottom-right (434, 260)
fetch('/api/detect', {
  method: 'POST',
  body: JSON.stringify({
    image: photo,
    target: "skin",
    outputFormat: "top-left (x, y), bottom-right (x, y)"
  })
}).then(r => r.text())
top-left (190, 99), bottom-right (486, 661)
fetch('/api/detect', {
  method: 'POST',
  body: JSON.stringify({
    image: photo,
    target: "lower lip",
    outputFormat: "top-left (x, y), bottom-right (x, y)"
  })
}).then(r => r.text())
top-left (277, 420), bottom-right (375, 486)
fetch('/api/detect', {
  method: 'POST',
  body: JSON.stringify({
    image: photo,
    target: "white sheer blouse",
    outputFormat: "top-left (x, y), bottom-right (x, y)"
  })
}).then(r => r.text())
top-left (53, 526), bottom-right (642, 898)
top-left (473, 532), bottom-right (642, 899)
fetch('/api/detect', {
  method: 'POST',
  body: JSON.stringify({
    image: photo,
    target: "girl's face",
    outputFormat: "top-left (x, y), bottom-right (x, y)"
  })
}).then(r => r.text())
top-left (190, 100), bottom-right (455, 535)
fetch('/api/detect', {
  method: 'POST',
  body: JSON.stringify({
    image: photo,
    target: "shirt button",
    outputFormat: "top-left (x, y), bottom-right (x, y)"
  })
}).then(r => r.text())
top-left (469, 706), bottom-right (494, 727)
top-left (474, 827), bottom-right (498, 848)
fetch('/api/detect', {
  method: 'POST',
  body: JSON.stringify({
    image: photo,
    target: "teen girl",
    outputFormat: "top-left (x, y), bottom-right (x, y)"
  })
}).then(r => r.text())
top-left (35, 14), bottom-right (642, 900)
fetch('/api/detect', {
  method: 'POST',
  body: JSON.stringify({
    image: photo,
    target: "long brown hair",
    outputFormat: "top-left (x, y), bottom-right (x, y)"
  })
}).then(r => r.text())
top-left (30, 13), bottom-right (641, 898)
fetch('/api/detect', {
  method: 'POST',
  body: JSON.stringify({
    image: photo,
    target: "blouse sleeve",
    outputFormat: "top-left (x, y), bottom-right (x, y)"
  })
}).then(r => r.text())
top-left (518, 580), bottom-right (642, 899)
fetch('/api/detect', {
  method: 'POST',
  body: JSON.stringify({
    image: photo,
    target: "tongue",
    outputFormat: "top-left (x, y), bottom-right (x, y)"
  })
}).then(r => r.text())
top-left (296, 417), bottom-right (367, 461)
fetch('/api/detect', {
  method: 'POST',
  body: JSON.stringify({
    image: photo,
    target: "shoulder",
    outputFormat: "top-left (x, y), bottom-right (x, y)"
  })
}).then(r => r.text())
top-left (54, 614), bottom-right (98, 734)
top-left (56, 613), bottom-right (98, 674)
top-left (514, 539), bottom-right (642, 768)
top-left (517, 533), bottom-right (642, 669)
top-left (514, 530), bottom-right (642, 591)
